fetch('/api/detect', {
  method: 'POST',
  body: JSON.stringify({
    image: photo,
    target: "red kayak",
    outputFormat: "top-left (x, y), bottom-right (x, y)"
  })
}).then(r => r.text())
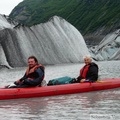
top-left (0, 78), bottom-right (120, 100)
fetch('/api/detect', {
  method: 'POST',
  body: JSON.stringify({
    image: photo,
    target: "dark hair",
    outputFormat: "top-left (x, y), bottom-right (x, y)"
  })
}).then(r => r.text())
top-left (28, 56), bottom-right (38, 63)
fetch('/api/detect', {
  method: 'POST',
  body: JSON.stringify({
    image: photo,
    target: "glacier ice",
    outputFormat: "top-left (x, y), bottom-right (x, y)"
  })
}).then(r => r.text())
top-left (90, 29), bottom-right (120, 60)
top-left (0, 15), bottom-right (90, 67)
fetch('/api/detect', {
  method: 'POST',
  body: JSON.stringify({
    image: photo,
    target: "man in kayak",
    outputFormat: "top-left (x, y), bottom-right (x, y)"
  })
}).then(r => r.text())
top-left (73, 55), bottom-right (98, 83)
top-left (6, 56), bottom-right (45, 88)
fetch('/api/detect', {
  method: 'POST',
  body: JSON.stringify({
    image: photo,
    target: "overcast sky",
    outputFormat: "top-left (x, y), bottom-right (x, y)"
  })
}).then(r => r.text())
top-left (0, 0), bottom-right (23, 15)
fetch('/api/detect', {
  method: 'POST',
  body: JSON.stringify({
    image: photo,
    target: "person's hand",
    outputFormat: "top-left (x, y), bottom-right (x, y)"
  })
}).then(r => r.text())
top-left (15, 80), bottom-right (24, 84)
top-left (27, 78), bottom-right (32, 80)
top-left (15, 80), bottom-right (21, 84)
top-left (80, 79), bottom-right (85, 82)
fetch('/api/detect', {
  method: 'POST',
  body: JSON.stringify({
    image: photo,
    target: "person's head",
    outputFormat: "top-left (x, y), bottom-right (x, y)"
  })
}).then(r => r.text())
top-left (28, 56), bottom-right (38, 68)
top-left (83, 55), bottom-right (92, 65)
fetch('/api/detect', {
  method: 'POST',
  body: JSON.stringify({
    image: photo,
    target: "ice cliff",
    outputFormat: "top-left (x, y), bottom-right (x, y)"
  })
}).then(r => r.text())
top-left (90, 29), bottom-right (120, 60)
top-left (0, 15), bottom-right (90, 67)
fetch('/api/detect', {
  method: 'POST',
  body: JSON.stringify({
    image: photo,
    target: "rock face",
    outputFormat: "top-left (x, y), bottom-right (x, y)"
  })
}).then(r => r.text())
top-left (0, 15), bottom-right (90, 67)
top-left (90, 29), bottom-right (120, 61)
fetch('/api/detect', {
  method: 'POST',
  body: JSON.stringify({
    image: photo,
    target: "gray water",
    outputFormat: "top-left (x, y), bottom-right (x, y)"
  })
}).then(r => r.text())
top-left (0, 61), bottom-right (120, 120)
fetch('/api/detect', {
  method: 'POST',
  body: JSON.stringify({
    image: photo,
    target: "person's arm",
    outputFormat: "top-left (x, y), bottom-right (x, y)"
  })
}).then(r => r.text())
top-left (86, 66), bottom-right (98, 82)
top-left (23, 68), bottom-right (44, 86)
top-left (19, 74), bottom-right (27, 81)
top-left (14, 74), bottom-right (27, 85)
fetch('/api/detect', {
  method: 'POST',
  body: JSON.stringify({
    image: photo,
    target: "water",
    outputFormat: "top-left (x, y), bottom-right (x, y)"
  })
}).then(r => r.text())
top-left (0, 61), bottom-right (120, 120)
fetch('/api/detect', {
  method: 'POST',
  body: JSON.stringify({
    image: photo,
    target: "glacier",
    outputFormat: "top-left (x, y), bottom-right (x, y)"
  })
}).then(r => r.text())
top-left (90, 29), bottom-right (120, 60)
top-left (0, 15), bottom-right (90, 68)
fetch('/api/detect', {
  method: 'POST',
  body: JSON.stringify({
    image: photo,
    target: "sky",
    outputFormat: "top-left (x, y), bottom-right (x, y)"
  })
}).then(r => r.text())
top-left (0, 0), bottom-right (23, 15)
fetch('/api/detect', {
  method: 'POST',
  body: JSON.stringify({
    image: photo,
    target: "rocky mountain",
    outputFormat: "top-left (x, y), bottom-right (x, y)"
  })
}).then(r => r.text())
top-left (1, 0), bottom-right (120, 64)
top-left (9, 0), bottom-right (120, 38)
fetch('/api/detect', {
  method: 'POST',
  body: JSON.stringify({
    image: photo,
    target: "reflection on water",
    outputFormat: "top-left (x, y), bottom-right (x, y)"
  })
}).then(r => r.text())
top-left (0, 89), bottom-right (119, 120)
top-left (0, 61), bottom-right (120, 120)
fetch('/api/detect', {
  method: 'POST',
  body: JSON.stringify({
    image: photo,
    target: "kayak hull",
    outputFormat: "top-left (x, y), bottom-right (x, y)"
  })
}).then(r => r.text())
top-left (0, 78), bottom-right (120, 100)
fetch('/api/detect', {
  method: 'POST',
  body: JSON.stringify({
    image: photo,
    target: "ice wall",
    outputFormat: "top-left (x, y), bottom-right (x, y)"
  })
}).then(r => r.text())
top-left (0, 16), bottom-right (12, 29)
top-left (90, 29), bottom-right (120, 60)
top-left (0, 15), bottom-right (90, 67)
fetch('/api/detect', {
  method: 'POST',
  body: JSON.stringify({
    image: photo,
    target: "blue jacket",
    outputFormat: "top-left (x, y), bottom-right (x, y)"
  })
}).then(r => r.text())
top-left (19, 65), bottom-right (45, 86)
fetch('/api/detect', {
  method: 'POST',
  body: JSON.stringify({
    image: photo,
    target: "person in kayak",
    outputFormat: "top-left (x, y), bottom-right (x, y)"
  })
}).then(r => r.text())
top-left (73, 55), bottom-right (98, 83)
top-left (6, 56), bottom-right (45, 88)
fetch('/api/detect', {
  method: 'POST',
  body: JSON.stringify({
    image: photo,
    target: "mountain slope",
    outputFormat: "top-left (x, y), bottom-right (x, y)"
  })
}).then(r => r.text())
top-left (9, 0), bottom-right (120, 35)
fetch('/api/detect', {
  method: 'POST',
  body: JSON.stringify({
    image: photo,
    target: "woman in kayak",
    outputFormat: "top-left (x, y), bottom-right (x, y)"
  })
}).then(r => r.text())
top-left (6, 56), bottom-right (45, 88)
top-left (73, 55), bottom-right (98, 83)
